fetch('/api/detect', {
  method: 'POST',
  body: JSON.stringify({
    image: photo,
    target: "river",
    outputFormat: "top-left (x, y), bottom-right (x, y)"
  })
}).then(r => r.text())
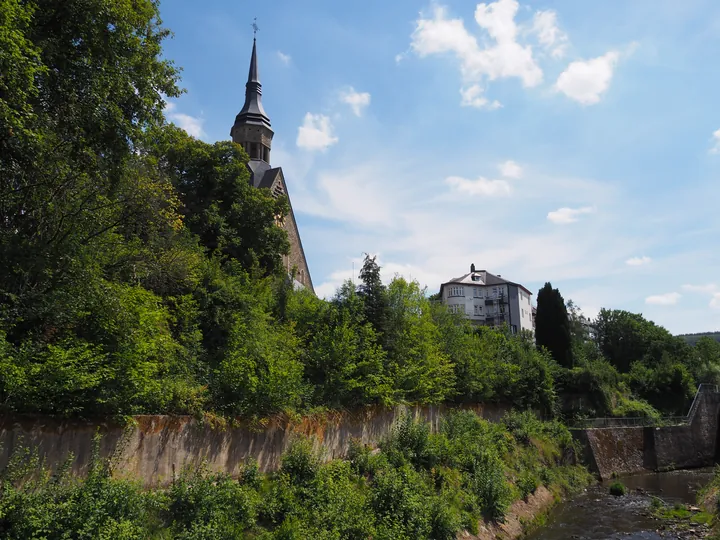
top-left (528, 469), bottom-right (714, 539)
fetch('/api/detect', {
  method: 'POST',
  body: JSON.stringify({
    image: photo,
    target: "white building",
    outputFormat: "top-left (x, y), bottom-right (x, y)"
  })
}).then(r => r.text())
top-left (439, 264), bottom-right (535, 334)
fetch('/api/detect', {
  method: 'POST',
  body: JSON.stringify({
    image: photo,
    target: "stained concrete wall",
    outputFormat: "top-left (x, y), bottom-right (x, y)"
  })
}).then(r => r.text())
top-left (572, 427), bottom-right (647, 480)
top-left (0, 402), bottom-right (509, 488)
top-left (576, 391), bottom-right (720, 479)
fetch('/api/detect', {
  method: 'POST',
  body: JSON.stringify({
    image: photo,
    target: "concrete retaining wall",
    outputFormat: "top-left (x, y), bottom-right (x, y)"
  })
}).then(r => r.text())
top-left (576, 392), bottom-right (720, 480)
top-left (0, 402), bottom-right (509, 487)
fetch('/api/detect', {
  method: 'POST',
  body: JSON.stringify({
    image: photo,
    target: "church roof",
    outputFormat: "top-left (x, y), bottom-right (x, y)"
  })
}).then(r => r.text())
top-left (233, 38), bottom-right (272, 130)
top-left (257, 167), bottom-right (282, 190)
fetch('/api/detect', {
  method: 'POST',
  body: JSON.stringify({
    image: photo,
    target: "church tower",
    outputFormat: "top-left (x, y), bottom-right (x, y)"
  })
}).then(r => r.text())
top-left (231, 36), bottom-right (314, 293)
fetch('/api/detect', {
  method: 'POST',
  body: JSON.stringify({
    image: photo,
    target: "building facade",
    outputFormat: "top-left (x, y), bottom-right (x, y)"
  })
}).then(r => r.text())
top-left (439, 264), bottom-right (534, 334)
top-left (230, 38), bottom-right (314, 292)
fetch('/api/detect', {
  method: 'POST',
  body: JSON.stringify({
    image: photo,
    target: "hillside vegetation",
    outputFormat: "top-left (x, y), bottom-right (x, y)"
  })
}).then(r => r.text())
top-left (678, 332), bottom-right (720, 346)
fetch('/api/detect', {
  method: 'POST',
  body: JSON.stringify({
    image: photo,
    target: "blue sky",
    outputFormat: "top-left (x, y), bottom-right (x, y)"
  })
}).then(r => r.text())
top-left (160, 0), bottom-right (720, 335)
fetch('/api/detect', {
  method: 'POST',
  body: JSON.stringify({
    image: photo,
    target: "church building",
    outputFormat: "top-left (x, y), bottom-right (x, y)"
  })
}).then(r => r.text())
top-left (231, 37), bottom-right (314, 293)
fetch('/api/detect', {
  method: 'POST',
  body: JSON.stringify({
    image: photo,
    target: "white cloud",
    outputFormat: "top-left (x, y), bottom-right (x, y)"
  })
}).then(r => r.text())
top-left (340, 87), bottom-right (371, 117)
top-left (645, 292), bottom-right (681, 306)
top-left (531, 10), bottom-right (568, 59)
top-left (165, 102), bottom-right (205, 138)
top-left (410, 1), bottom-right (543, 108)
top-left (460, 85), bottom-right (502, 109)
top-left (682, 283), bottom-right (718, 294)
top-left (292, 165), bottom-right (395, 227)
top-left (710, 129), bottom-right (720, 154)
top-left (682, 283), bottom-right (720, 309)
top-left (547, 206), bottom-right (594, 224)
top-left (446, 175), bottom-right (512, 196)
top-left (499, 160), bottom-right (523, 179)
top-left (314, 268), bottom-right (356, 300)
top-left (555, 51), bottom-right (620, 105)
top-left (296, 113), bottom-right (338, 151)
top-left (626, 256), bottom-right (651, 266)
top-left (277, 51), bottom-right (292, 65)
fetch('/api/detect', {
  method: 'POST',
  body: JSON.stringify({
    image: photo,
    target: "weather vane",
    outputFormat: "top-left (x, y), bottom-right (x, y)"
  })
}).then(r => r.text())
top-left (252, 17), bottom-right (259, 38)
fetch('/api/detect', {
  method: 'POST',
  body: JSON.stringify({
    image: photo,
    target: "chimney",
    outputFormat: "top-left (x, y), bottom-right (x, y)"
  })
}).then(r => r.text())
top-left (470, 263), bottom-right (476, 273)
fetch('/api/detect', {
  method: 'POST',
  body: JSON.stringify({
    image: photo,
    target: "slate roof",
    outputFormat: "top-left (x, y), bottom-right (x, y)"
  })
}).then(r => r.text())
top-left (441, 270), bottom-right (532, 296)
top-left (233, 38), bottom-right (272, 130)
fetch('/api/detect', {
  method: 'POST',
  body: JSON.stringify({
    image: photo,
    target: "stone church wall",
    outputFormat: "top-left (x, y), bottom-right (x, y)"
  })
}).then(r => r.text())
top-left (284, 208), bottom-right (313, 291)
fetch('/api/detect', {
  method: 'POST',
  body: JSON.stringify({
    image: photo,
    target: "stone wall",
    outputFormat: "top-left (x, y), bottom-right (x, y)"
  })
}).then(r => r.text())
top-left (0, 402), bottom-right (509, 488)
top-left (573, 427), bottom-right (646, 480)
top-left (575, 391), bottom-right (720, 479)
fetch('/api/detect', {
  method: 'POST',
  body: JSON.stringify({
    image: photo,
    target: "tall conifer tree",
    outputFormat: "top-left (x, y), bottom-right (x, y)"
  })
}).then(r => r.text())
top-left (535, 282), bottom-right (573, 368)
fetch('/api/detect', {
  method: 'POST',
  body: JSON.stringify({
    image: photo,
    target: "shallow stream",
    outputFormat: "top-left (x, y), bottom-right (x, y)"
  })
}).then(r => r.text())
top-left (528, 469), bottom-right (714, 539)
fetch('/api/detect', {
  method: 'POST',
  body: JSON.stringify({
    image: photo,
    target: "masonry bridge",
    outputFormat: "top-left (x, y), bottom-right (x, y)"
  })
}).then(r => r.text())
top-left (572, 384), bottom-right (720, 480)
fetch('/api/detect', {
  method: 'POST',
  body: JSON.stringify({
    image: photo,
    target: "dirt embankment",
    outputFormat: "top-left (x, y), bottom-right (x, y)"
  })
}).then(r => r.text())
top-left (459, 486), bottom-right (556, 540)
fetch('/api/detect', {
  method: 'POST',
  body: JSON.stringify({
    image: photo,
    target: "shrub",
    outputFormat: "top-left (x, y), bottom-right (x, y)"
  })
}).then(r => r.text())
top-left (468, 451), bottom-right (513, 522)
top-left (348, 438), bottom-right (373, 476)
top-left (428, 496), bottom-right (461, 540)
top-left (609, 481), bottom-right (626, 496)
top-left (380, 414), bottom-right (435, 469)
top-left (280, 438), bottom-right (320, 486)
top-left (167, 466), bottom-right (259, 535)
top-left (517, 471), bottom-right (539, 499)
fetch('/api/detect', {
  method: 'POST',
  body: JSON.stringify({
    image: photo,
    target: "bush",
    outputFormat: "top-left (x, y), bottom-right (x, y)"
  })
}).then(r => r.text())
top-left (517, 471), bottom-right (539, 499)
top-left (469, 451), bottom-right (513, 522)
top-left (280, 439), bottom-right (320, 486)
top-left (380, 414), bottom-right (436, 469)
top-left (609, 481), bottom-right (626, 496)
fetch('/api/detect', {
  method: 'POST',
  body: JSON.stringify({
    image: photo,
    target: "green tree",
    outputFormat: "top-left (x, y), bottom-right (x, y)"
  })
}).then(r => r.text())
top-left (0, 0), bottom-right (181, 343)
top-left (384, 278), bottom-right (456, 403)
top-left (535, 283), bottom-right (573, 368)
top-left (594, 309), bottom-right (692, 373)
top-left (693, 336), bottom-right (720, 384)
top-left (357, 254), bottom-right (389, 340)
top-left (306, 283), bottom-right (392, 407)
top-left (145, 126), bottom-right (290, 277)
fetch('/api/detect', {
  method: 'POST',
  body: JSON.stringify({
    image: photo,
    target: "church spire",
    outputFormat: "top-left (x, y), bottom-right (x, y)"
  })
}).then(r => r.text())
top-left (234, 37), bottom-right (271, 130)
top-left (247, 37), bottom-right (259, 83)
top-left (231, 29), bottom-right (274, 164)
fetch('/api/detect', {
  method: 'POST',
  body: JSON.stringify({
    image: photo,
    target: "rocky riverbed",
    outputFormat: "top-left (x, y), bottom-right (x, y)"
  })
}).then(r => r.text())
top-left (528, 469), bottom-right (715, 540)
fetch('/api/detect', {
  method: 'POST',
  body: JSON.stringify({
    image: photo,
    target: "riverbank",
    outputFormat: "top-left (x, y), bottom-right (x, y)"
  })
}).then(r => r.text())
top-left (647, 466), bottom-right (720, 539)
top-left (528, 469), bottom-right (716, 539)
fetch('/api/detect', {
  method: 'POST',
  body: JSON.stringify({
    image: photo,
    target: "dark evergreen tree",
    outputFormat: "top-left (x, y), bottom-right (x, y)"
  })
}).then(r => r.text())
top-left (357, 254), bottom-right (389, 339)
top-left (535, 282), bottom-right (573, 368)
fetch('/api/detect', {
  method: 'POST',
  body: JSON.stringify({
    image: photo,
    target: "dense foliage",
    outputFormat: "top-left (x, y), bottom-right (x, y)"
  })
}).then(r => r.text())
top-left (0, 411), bottom-right (591, 539)
top-left (0, 0), bottom-right (559, 420)
top-left (554, 304), bottom-right (720, 419)
top-left (1, 0), bottom-right (717, 425)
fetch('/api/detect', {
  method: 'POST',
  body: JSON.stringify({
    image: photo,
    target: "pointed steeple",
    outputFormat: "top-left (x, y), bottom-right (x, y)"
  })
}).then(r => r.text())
top-left (233, 37), bottom-right (271, 131)
top-left (247, 38), bottom-right (259, 84)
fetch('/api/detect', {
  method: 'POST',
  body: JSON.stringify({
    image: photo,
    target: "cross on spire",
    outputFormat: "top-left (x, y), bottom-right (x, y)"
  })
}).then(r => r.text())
top-left (251, 17), bottom-right (259, 39)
